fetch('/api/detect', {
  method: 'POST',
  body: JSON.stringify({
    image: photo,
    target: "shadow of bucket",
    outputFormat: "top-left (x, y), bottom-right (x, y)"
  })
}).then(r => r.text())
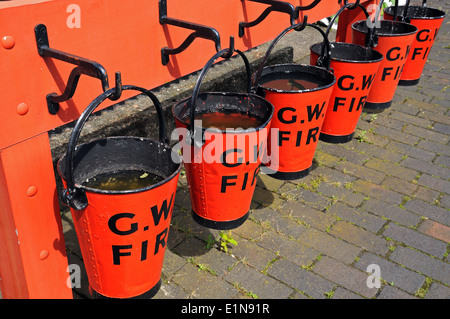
top-left (58, 85), bottom-right (182, 299)
top-left (384, 1), bottom-right (446, 86)
top-left (310, 2), bottom-right (384, 143)
top-left (172, 48), bottom-right (274, 230)
top-left (351, 2), bottom-right (417, 110)
top-left (253, 20), bottom-right (336, 180)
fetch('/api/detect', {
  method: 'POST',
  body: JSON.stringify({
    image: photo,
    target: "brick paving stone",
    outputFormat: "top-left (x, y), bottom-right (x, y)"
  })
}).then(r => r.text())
top-left (417, 174), bottom-right (450, 194)
top-left (335, 160), bottom-right (386, 184)
top-left (361, 198), bottom-right (422, 228)
top-left (331, 287), bottom-right (364, 299)
top-left (279, 184), bottom-right (332, 211)
top-left (417, 220), bottom-right (450, 244)
top-left (223, 262), bottom-right (294, 299)
top-left (316, 181), bottom-right (366, 208)
top-left (434, 154), bottom-right (450, 167)
top-left (162, 249), bottom-right (188, 279)
top-left (388, 110), bottom-right (433, 128)
top-left (313, 256), bottom-right (378, 298)
top-left (377, 285), bottom-right (417, 299)
top-left (381, 175), bottom-right (418, 196)
top-left (416, 139), bottom-right (450, 157)
top-left (401, 156), bottom-right (450, 179)
top-left (232, 219), bottom-right (265, 241)
top-left (171, 262), bottom-right (239, 299)
top-left (424, 283), bottom-right (450, 299)
top-left (404, 198), bottom-right (450, 227)
top-left (318, 143), bottom-right (370, 165)
top-left (255, 231), bottom-right (320, 267)
top-left (389, 246), bottom-right (450, 285)
top-left (329, 221), bottom-right (389, 256)
top-left (385, 141), bottom-right (436, 162)
top-left (352, 179), bottom-right (404, 205)
top-left (350, 141), bottom-right (405, 163)
top-left (229, 238), bottom-right (277, 272)
top-left (364, 157), bottom-right (418, 182)
top-left (326, 202), bottom-right (386, 233)
top-left (267, 258), bottom-right (335, 299)
top-left (413, 186), bottom-right (441, 204)
top-left (432, 123), bottom-right (450, 136)
top-left (297, 228), bottom-right (361, 264)
top-left (355, 252), bottom-right (425, 295)
top-left (250, 206), bottom-right (308, 239)
top-left (195, 247), bottom-right (240, 277)
top-left (279, 201), bottom-right (336, 232)
top-left (373, 125), bottom-right (421, 146)
top-left (383, 223), bottom-right (448, 258)
top-left (154, 282), bottom-right (190, 299)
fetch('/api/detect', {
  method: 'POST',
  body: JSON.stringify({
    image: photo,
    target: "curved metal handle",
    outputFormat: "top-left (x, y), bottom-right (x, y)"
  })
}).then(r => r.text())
top-left (62, 85), bottom-right (167, 210)
top-left (187, 47), bottom-right (252, 145)
top-left (252, 16), bottom-right (333, 90)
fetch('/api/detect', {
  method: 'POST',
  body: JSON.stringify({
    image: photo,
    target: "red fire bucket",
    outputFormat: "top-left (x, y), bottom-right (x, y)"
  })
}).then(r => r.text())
top-left (253, 21), bottom-right (336, 180)
top-left (384, 1), bottom-right (446, 85)
top-left (351, 3), bottom-right (417, 110)
top-left (58, 85), bottom-right (182, 299)
top-left (172, 48), bottom-right (274, 229)
top-left (310, 2), bottom-right (383, 143)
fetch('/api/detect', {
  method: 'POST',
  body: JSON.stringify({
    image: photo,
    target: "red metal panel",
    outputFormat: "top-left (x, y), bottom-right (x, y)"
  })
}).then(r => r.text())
top-left (0, 133), bottom-right (72, 299)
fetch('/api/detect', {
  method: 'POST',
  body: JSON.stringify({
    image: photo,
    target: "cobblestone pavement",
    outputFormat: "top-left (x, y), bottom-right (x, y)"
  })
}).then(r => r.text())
top-left (62, 1), bottom-right (449, 300)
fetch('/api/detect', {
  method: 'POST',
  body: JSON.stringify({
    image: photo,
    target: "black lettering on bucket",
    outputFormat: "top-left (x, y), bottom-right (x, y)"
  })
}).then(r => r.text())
top-left (386, 47), bottom-right (401, 61)
top-left (277, 107), bottom-right (297, 124)
top-left (151, 193), bottom-right (174, 226)
top-left (306, 102), bottom-right (326, 121)
top-left (221, 149), bottom-right (243, 168)
top-left (416, 29), bottom-right (430, 42)
top-left (112, 245), bottom-right (132, 265)
top-left (337, 75), bottom-right (355, 91)
top-left (108, 213), bottom-right (138, 236)
top-left (154, 228), bottom-right (168, 255)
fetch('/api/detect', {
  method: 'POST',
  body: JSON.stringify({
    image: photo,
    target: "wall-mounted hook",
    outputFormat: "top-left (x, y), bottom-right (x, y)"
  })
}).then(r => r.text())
top-left (238, 0), bottom-right (298, 37)
top-left (35, 24), bottom-right (122, 115)
top-left (295, 0), bottom-right (322, 17)
top-left (159, 0), bottom-right (224, 66)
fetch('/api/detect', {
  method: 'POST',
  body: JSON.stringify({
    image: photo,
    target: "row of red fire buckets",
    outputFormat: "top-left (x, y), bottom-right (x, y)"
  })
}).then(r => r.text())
top-left (57, 1), bottom-right (445, 298)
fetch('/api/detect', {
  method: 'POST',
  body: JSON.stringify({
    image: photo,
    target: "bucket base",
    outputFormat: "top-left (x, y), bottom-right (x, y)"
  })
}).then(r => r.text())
top-left (262, 166), bottom-right (311, 181)
top-left (90, 279), bottom-right (161, 299)
top-left (192, 210), bottom-right (249, 230)
top-left (319, 132), bottom-right (354, 144)
top-left (398, 78), bottom-right (420, 86)
top-left (364, 101), bottom-right (392, 111)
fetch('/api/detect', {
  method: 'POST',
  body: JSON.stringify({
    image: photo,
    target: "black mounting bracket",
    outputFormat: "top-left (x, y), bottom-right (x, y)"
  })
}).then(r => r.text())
top-left (35, 24), bottom-right (122, 115)
top-left (238, 0), bottom-right (321, 37)
top-left (159, 0), bottom-right (234, 66)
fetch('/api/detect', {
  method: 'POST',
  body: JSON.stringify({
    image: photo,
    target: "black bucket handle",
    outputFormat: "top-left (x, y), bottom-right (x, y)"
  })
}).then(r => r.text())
top-left (187, 46), bottom-right (252, 147)
top-left (364, 0), bottom-right (385, 47)
top-left (326, 0), bottom-right (370, 38)
top-left (316, 1), bottom-right (371, 62)
top-left (61, 85), bottom-right (168, 210)
top-left (252, 16), bottom-right (333, 91)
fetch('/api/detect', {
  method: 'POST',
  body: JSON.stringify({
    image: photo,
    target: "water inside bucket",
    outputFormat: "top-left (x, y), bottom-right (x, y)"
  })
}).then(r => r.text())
top-left (188, 111), bottom-right (264, 130)
top-left (260, 70), bottom-right (329, 92)
top-left (82, 170), bottom-right (165, 191)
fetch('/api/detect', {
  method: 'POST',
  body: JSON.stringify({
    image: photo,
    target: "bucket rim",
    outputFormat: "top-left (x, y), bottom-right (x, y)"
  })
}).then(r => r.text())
top-left (172, 91), bottom-right (274, 134)
top-left (256, 63), bottom-right (336, 94)
top-left (351, 19), bottom-right (418, 37)
top-left (310, 42), bottom-right (384, 64)
top-left (384, 5), bottom-right (446, 20)
top-left (57, 136), bottom-right (182, 195)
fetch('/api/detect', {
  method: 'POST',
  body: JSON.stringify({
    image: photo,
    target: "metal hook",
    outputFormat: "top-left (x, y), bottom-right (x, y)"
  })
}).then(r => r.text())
top-left (238, 0), bottom-right (298, 37)
top-left (294, 0), bottom-right (322, 17)
top-left (159, 0), bottom-right (223, 65)
top-left (220, 36), bottom-right (236, 59)
top-left (35, 24), bottom-right (123, 115)
top-left (293, 15), bottom-right (308, 32)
